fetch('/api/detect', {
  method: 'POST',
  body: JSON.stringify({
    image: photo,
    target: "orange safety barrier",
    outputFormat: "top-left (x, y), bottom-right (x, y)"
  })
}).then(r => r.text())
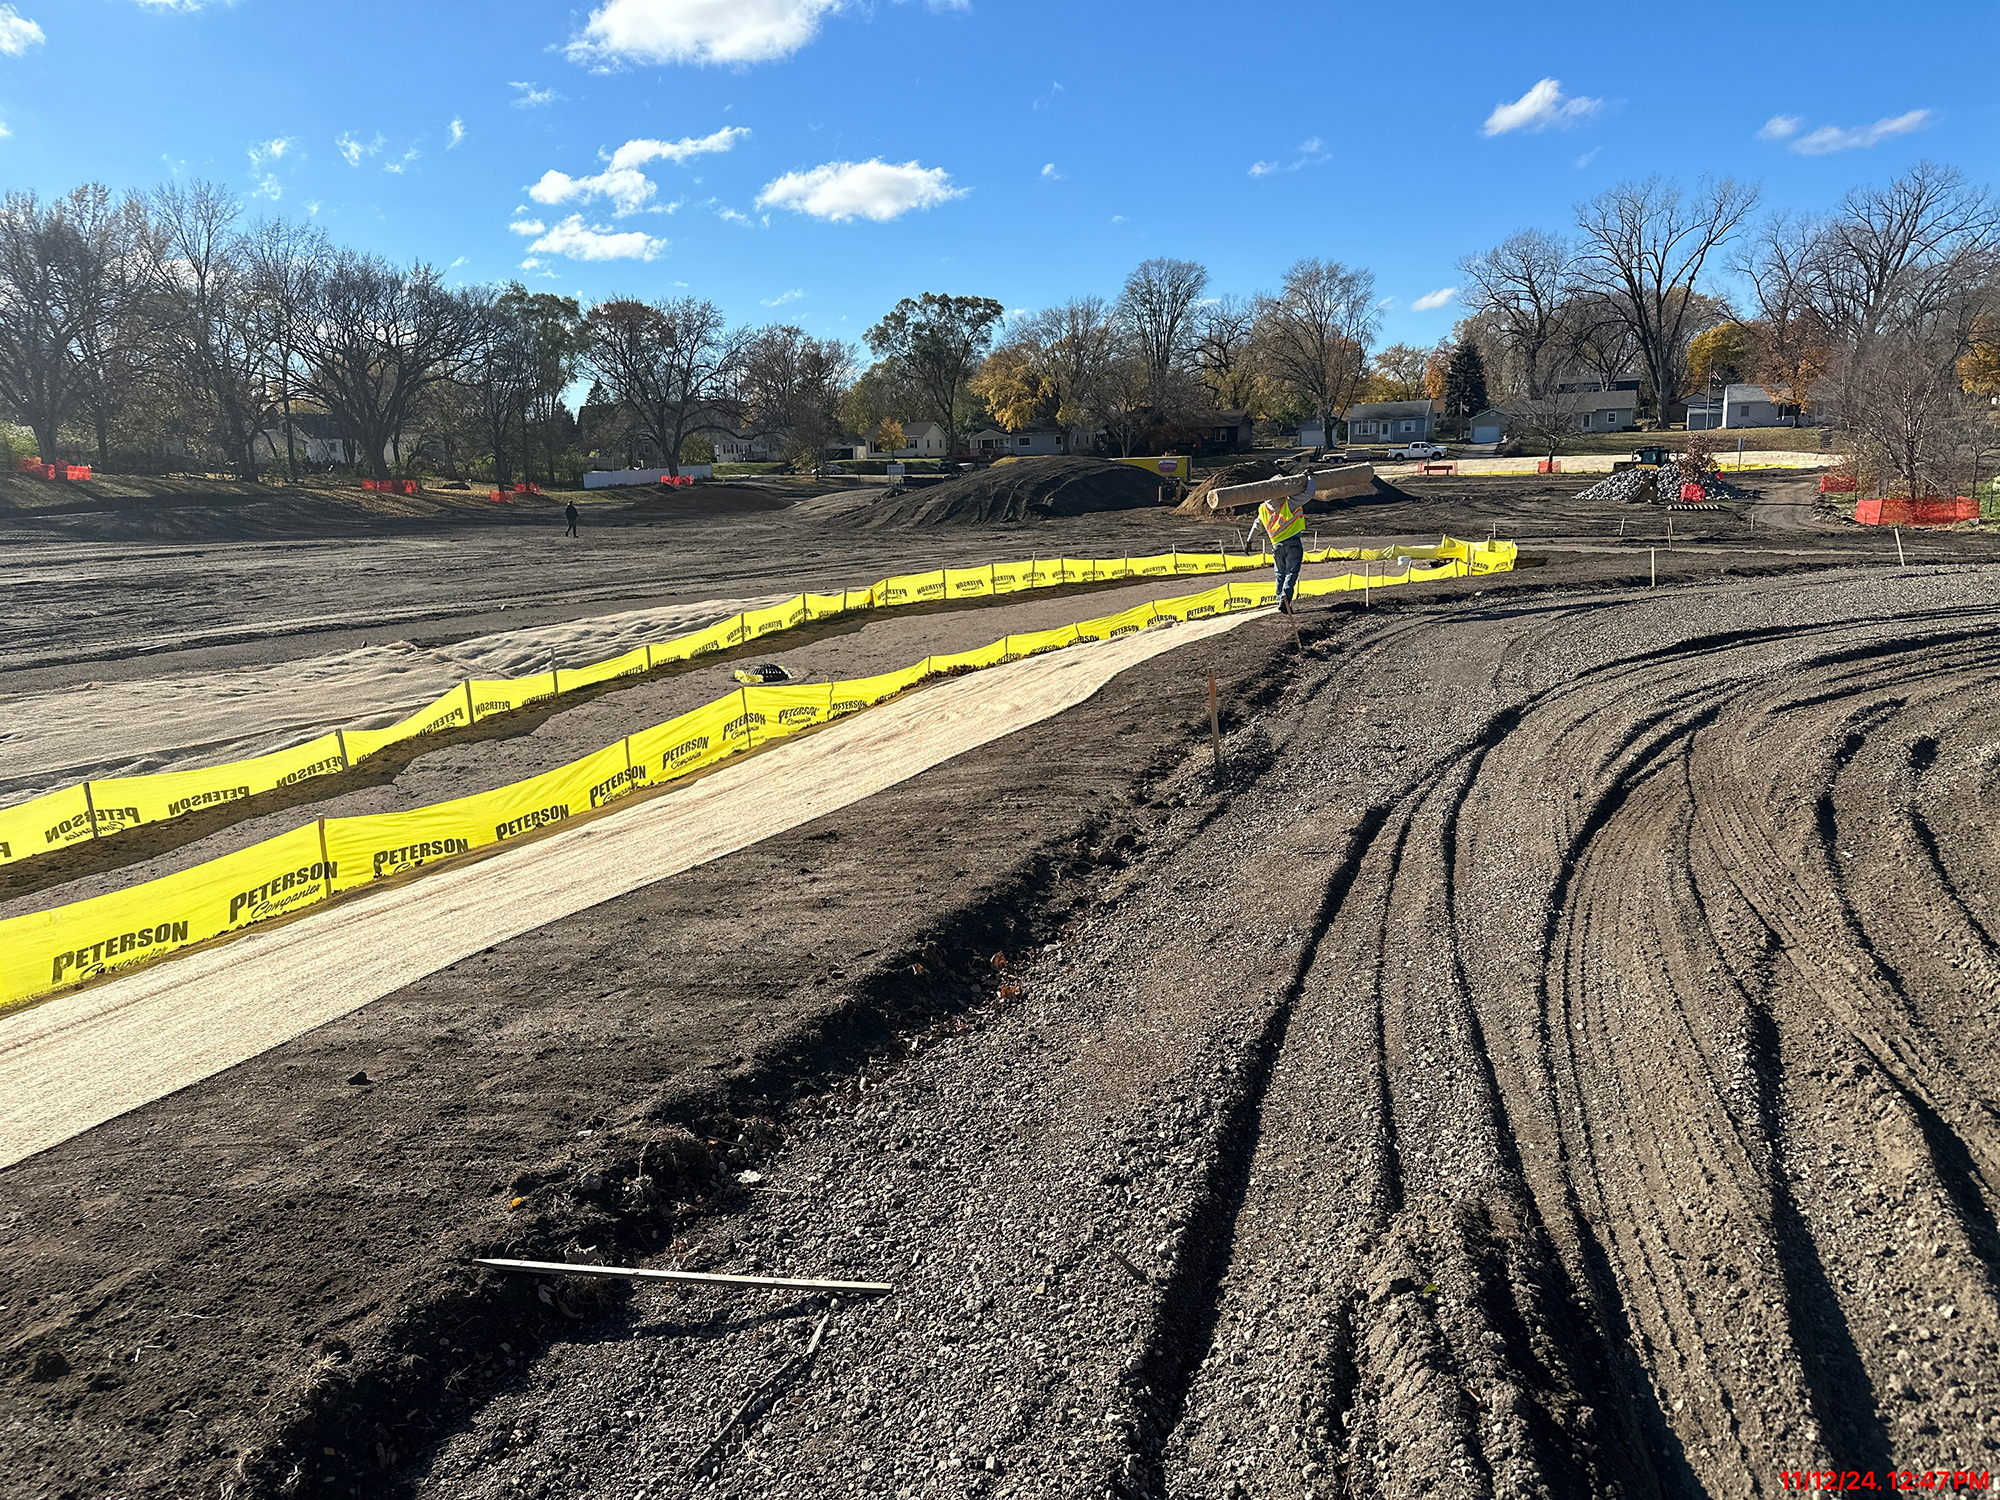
top-left (361, 479), bottom-right (422, 494)
top-left (1855, 496), bottom-right (1975, 527)
top-left (658, 475), bottom-right (695, 487)
top-left (1536, 459), bottom-right (1562, 474)
top-left (1819, 475), bottom-right (1858, 493)
top-left (1680, 482), bottom-right (1706, 503)
top-left (63, 465), bottom-right (90, 481)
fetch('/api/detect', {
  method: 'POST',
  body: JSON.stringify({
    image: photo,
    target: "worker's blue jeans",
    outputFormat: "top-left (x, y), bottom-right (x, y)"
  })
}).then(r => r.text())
top-left (1272, 536), bottom-right (1305, 606)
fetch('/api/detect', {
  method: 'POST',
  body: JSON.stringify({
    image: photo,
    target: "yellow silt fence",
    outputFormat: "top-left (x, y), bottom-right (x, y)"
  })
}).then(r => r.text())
top-left (0, 539), bottom-right (1517, 873)
top-left (0, 540), bottom-right (1515, 1013)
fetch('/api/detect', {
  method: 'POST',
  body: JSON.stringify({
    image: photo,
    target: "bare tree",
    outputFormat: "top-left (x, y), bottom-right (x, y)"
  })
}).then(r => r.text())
top-left (1846, 326), bottom-right (1983, 499)
top-left (289, 251), bottom-right (481, 479)
top-left (1458, 230), bottom-right (1578, 398)
top-left (0, 184), bottom-right (147, 466)
top-left (1117, 256), bottom-right (1209, 410)
top-left (1091, 338), bottom-right (1152, 458)
top-left (740, 324), bottom-right (856, 468)
top-left (145, 181), bottom-right (287, 481)
top-left (244, 216), bottom-right (329, 481)
top-left (1562, 292), bottom-right (1644, 394)
top-left (1194, 293), bottom-right (1260, 412)
top-left (585, 296), bottom-right (753, 477)
top-left (1252, 258), bottom-right (1380, 437)
top-left (1574, 176), bottom-right (1761, 427)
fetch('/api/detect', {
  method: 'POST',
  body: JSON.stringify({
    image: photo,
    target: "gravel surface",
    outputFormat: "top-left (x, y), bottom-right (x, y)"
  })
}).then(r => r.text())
top-left (6, 487), bottom-right (2000, 1500)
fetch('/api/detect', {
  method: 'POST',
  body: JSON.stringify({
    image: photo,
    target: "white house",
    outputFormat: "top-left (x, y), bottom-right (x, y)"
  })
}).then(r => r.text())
top-left (712, 429), bottom-right (785, 463)
top-left (865, 421), bottom-right (949, 459)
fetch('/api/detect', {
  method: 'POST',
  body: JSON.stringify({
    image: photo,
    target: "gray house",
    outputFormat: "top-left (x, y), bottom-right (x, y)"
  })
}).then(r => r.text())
top-left (1345, 400), bottom-right (1437, 445)
top-left (969, 424), bottom-right (1064, 456)
top-left (1469, 408), bottom-right (1507, 445)
top-left (1685, 396), bottom-right (1723, 431)
top-left (1722, 383), bottom-right (1788, 428)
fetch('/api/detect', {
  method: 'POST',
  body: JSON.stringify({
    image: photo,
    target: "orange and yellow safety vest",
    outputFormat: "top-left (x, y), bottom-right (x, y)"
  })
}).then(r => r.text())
top-left (1258, 493), bottom-right (1307, 544)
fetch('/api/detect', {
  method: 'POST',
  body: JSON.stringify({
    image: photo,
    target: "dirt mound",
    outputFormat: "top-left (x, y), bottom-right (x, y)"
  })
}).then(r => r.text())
top-left (616, 483), bottom-right (793, 515)
top-left (1176, 458), bottom-right (1283, 515)
top-left (834, 457), bottom-right (1167, 527)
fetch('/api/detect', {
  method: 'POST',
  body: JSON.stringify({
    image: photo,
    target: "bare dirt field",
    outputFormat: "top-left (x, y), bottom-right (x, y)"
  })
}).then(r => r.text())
top-left (3, 469), bottom-right (1998, 1500)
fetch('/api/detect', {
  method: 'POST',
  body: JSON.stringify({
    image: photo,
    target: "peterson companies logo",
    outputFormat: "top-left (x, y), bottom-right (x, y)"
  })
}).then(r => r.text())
top-left (276, 757), bottom-right (343, 790)
top-left (588, 767), bottom-right (646, 808)
top-left (229, 860), bottom-right (337, 922)
top-left (50, 922), bottom-right (191, 983)
top-left (495, 804), bottom-right (569, 840)
top-left (372, 838), bottom-right (472, 877)
top-left (167, 784), bottom-right (251, 818)
top-left (663, 734), bottom-right (710, 768)
top-left (777, 705), bottom-right (819, 726)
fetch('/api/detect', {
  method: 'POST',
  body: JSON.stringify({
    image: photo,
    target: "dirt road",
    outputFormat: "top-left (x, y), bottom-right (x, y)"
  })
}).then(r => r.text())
top-left (3, 475), bottom-right (1997, 1499)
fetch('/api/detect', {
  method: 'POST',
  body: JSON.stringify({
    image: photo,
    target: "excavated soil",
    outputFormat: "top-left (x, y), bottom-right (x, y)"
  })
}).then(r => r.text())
top-left (829, 459), bottom-right (1170, 528)
top-left (4, 474), bottom-right (2000, 1500)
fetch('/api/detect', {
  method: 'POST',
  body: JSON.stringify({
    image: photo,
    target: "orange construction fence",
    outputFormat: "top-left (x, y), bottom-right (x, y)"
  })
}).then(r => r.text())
top-left (1855, 496), bottom-right (1976, 527)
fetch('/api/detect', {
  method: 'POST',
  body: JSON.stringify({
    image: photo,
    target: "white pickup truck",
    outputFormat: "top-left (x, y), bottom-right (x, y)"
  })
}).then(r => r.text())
top-left (1387, 440), bottom-right (1448, 462)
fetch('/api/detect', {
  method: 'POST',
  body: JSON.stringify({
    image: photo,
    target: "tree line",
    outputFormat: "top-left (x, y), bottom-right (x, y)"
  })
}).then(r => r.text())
top-left (1445, 161), bottom-right (2000, 499)
top-left (2, 165), bottom-right (1993, 497)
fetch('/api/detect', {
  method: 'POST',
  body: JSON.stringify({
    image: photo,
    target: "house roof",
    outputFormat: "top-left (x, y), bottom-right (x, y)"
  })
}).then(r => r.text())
top-left (1345, 400), bottom-right (1436, 419)
top-left (1723, 384), bottom-right (1773, 402)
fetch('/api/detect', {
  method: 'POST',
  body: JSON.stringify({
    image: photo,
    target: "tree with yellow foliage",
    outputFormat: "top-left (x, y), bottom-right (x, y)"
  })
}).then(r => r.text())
top-left (874, 418), bottom-right (906, 456)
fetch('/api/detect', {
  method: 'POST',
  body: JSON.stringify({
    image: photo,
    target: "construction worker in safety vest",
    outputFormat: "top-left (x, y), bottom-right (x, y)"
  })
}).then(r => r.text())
top-left (1257, 469), bottom-right (1313, 614)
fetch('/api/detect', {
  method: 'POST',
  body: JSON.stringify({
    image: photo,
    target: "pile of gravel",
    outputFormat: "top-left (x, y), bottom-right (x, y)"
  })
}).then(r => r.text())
top-left (1576, 461), bottom-right (1745, 505)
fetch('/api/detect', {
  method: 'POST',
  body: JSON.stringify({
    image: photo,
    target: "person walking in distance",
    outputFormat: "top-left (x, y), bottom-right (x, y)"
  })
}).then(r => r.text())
top-left (1257, 469), bottom-right (1312, 614)
top-left (563, 498), bottom-right (579, 538)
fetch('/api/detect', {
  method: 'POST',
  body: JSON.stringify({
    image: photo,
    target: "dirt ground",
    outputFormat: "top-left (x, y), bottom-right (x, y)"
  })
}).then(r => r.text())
top-left (3, 470), bottom-right (1999, 1499)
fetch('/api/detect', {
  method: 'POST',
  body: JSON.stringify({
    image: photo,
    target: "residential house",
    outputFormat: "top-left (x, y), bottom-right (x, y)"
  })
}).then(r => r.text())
top-left (252, 413), bottom-right (350, 466)
top-left (1469, 408), bottom-right (1507, 445)
top-left (864, 421), bottom-right (949, 459)
top-left (1203, 411), bottom-right (1254, 453)
top-left (968, 424), bottom-right (1064, 456)
top-left (1684, 396), bottom-right (1724, 431)
top-left (1562, 388), bottom-right (1638, 433)
top-left (712, 428), bottom-right (786, 463)
top-left (1721, 383), bottom-right (1795, 428)
top-left (1344, 400), bottom-right (1438, 446)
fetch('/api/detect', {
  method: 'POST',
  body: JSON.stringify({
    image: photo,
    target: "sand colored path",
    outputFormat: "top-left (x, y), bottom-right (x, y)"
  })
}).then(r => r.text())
top-left (0, 610), bottom-right (1254, 1170)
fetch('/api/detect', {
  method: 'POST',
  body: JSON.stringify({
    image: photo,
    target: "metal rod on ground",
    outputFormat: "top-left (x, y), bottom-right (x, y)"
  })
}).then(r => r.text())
top-left (1896, 527), bottom-right (1906, 567)
top-left (1208, 675), bottom-right (1223, 776)
top-left (472, 1258), bottom-right (894, 1296)
top-left (1651, 549), bottom-right (1657, 588)
top-left (695, 1313), bottom-right (830, 1476)
top-left (1668, 514), bottom-right (1675, 550)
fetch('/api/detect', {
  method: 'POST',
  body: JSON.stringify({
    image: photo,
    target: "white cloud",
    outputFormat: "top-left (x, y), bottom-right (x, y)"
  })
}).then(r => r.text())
top-left (510, 81), bottom-right (559, 109)
top-left (755, 158), bottom-right (963, 222)
top-left (529, 128), bottom-right (748, 215)
top-left (1041, 162), bottom-right (1059, 179)
top-left (1110, 214), bottom-right (1126, 224)
top-left (0, 6), bottom-right (45, 54)
top-left (1758, 114), bottom-right (1802, 142)
top-left (1033, 81), bottom-right (1063, 112)
top-left (712, 201), bottom-right (755, 226)
top-left (449, 255), bottom-right (468, 268)
top-left (132, 0), bottom-right (203, 8)
top-left (761, 288), bottom-right (805, 306)
top-left (336, 131), bottom-right (382, 167)
top-left (247, 136), bottom-right (294, 170)
top-left (1790, 110), bottom-right (1930, 155)
top-left (251, 173), bottom-right (282, 201)
top-left (384, 145), bottom-right (421, 174)
top-left (1249, 138), bottom-right (1329, 178)
top-left (448, 118), bottom-right (466, 149)
top-left (0, 121), bottom-right (12, 139)
top-left (568, 0), bottom-right (841, 66)
top-left (512, 213), bottom-right (667, 261)
top-left (1574, 148), bottom-right (1599, 169)
top-left (1483, 78), bottom-right (1602, 136)
top-left (1411, 287), bottom-right (1457, 312)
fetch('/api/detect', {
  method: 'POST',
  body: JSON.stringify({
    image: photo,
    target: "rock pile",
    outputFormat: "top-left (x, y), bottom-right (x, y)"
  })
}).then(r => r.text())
top-left (1576, 461), bottom-right (1746, 504)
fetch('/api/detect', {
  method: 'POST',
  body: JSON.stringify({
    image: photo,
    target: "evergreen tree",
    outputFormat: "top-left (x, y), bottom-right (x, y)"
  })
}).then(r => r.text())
top-left (1443, 339), bottom-right (1489, 437)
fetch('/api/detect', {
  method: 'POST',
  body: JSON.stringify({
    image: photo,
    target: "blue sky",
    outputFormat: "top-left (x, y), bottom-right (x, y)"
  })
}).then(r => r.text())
top-left (3, 0), bottom-right (1994, 353)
